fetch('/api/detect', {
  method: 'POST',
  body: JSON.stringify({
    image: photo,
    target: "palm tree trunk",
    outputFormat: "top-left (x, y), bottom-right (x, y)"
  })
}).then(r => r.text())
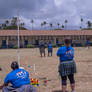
top-left (32, 23), bottom-right (33, 30)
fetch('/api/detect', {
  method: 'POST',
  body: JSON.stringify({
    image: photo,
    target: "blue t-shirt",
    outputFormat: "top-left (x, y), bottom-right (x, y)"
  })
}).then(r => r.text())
top-left (48, 43), bottom-right (53, 51)
top-left (4, 68), bottom-right (30, 88)
top-left (86, 40), bottom-right (90, 45)
top-left (57, 46), bottom-right (74, 62)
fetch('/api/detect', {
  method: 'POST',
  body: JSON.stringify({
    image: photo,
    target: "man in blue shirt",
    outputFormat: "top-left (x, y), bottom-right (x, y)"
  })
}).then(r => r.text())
top-left (86, 39), bottom-right (90, 49)
top-left (57, 44), bottom-right (74, 62)
top-left (57, 38), bottom-right (76, 92)
top-left (0, 61), bottom-right (36, 92)
top-left (48, 41), bottom-right (53, 56)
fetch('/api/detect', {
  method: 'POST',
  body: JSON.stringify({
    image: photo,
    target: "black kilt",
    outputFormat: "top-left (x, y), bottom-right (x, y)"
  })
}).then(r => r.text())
top-left (58, 60), bottom-right (77, 77)
top-left (40, 47), bottom-right (45, 53)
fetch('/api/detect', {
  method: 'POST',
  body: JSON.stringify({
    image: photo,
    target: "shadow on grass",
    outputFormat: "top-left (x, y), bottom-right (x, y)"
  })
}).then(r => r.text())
top-left (52, 90), bottom-right (68, 92)
top-left (52, 90), bottom-right (62, 92)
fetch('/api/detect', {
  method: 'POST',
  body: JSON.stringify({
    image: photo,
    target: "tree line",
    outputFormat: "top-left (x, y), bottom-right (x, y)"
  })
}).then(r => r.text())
top-left (0, 17), bottom-right (26, 30)
top-left (80, 18), bottom-right (92, 30)
top-left (0, 17), bottom-right (92, 30)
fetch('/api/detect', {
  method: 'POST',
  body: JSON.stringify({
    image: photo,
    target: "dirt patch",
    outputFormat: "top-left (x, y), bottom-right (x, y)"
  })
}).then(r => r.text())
top-left (0, 47), bottom-right (92, 92)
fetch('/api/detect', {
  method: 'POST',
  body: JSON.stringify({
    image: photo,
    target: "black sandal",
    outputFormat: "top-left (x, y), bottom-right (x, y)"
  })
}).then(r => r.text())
top-left (0, 67), bottom-right (2, 71)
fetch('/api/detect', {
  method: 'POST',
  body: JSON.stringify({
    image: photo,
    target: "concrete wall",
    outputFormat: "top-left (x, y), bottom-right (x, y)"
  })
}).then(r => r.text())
top-left (0, 35), bottom-right (92, 47)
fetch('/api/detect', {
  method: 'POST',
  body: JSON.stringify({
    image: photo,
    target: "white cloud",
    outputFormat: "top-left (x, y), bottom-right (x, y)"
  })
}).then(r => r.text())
top-left (0, 0), bottom-right (92, 29)
top-left (54, 0), bottom-right (64, 7)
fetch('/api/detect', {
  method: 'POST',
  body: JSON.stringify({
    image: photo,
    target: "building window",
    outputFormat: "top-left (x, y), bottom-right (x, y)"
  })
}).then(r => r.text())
top-left (44, 36), bottom-right (46, 40)
top-left (82, 35), bottom-right (85, 40)
top-left (15, 36), bottom-right (18, 40)
top-left (80, 35), bottom-right (81, 40)
top-left (73, 36), bottom-right (76, 40)
top-left (48, 36), bottom-right (50, 39)
top-left (9, 36), bottom-right (11, 40)
top-left (37, 36), bottom-right (40, 40)
top-left (51, 36), bottom-right (53, 40)
top-left (1, 36), bottom-right (7, 40)
top-left (76, 36), bottom-right (79, 40)
top-left (71, 36), bottom-right (73, 40)
top-left (24, 36), bottom-right (28, 40)
top-left (41, 36), bottom-right (43, 40)
top-left (12, 36), bottom-right (17, 40)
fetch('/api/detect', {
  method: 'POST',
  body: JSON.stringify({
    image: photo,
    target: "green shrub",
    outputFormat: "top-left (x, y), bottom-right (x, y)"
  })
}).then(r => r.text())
top-left (13, 45), bottom-right (18, 49)
top-left (82, 43), bottom-right (85, 47)
top-left (53, 44), bottom-right (57, 48)
top-left (61, 45), bottom-right (64, 47)
top-left (27, 44), bottom-right (34, 48)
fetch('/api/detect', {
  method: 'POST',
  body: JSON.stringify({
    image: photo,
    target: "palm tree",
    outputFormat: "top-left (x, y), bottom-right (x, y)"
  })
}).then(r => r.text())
top-left (22, 23), bottom-right (25, 26)
top-left (41, 23), bottom-right (44, 29)
top-left (20, 23), bottom-right (25, 28)
top-left (43, 21), bottom-right (47, 29)
top-left (0, 24), bottom-right (2, 29)
top-left (49, 23), bottom-right (53, 30)
top-left (43, 21), bottom-right (47, 25)
top-left (2, 24), bottom-right (7, 29)
top-left (5, 20), bottom-right (9, 26)
top-left (31, 19), bottom-right (34, 30)
top-left (57, 23), bottom-right (60, 29)
top-left (80, 26), bottom-right (82, 29)
top-left (11, 17), bottom-right (17, 26)
top-left (87, 21), bottom-right (91, 28)
top-left (62, 24), bottom-right (64, 29)
top-left (65, 20), bottom-right (68, 30)
top-left (80, 18), bottom-right (83, 30)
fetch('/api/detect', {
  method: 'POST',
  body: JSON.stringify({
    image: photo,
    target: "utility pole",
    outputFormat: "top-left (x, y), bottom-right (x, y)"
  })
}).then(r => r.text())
top-left (16, 2), bottom-right (21, 66)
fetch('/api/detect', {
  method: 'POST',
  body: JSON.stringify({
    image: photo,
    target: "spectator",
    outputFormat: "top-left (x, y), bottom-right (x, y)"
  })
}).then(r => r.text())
top-left (39, 41), bottom-right (46, 57)
top-left (48, 41), bottom-right (53, 56)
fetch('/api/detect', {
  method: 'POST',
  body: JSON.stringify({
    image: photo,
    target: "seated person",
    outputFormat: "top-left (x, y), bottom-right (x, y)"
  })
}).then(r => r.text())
top-left (0, 61), bottom-right (37, 92)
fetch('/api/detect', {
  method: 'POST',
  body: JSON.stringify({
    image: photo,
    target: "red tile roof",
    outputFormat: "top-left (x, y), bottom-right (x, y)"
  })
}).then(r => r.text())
top-left (0, 30), bottom-right (92, 36)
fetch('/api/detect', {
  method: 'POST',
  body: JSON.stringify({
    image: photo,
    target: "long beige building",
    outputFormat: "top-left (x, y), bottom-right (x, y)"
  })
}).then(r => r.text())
top-left (0, 30), bottom-right (92, 48)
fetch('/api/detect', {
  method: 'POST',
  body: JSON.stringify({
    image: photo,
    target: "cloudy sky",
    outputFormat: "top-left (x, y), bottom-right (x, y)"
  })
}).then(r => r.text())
top-left (0, 0), bottom-right (92, 30)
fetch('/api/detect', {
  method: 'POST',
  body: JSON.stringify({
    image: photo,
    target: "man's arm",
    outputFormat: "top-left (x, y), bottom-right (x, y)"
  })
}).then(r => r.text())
top-left (0, 83), bottom-right (8, 89)
top-left (57, 48), bottom-right (62, 56)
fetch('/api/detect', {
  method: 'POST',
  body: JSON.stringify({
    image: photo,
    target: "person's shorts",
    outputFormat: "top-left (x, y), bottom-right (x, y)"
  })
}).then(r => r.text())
top-left (58, 60), bottom-right (77, 77)
top-left (2, 85), bottom-right (37, 92)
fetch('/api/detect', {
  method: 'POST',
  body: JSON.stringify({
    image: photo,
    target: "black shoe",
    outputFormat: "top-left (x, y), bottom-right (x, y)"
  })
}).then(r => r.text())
top-left (61, 91), bottom-right (68, 92)
top-left (0, 67), bottom-right (2, 71)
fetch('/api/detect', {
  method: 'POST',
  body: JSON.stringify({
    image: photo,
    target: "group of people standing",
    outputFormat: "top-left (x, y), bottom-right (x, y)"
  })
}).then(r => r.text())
top-left (39, 41), bottom-right (53, 57)
top-left (0, 38), bottom-right (77, 92)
